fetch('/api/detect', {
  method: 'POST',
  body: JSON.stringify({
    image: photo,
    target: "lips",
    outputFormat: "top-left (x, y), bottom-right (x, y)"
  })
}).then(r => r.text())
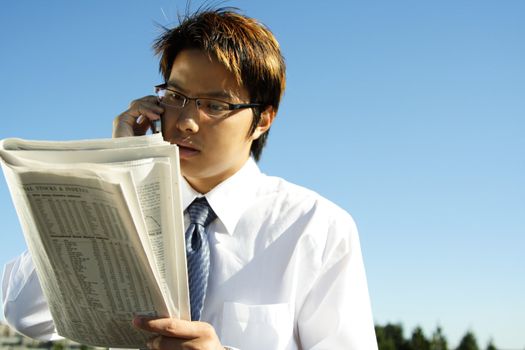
top-left (174, 140), bottom-right (201, 159)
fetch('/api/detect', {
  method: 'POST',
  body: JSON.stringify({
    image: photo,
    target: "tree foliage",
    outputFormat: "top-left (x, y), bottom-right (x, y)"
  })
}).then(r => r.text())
top-left (430, 326), bottom-right (448, 350)
top-left (375, 324), bottom-right (496, 350)
top-left (409, 326), bottom-right (430, 350)
top-left (456, 331), bottom-right (479, 350)
top-left (485, 339), bottom-right (497, 350)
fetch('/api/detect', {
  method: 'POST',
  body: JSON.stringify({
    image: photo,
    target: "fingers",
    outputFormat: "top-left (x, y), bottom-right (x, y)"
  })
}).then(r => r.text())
top-left (131, 97), bottom-right (164, 121)
top-left (146, 335), bottom-right (185, 350)
top-left (146, 335), bottom-right (218, 350)
top-left (133, 317), bottom-right (223, 350)
top-left (134, 317), bottom-right (213, 339)
top-left (113, 96), bottom-right (164, 138)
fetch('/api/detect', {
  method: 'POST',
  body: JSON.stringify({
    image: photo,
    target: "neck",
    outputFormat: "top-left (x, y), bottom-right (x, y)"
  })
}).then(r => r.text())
top-left (184, 165), bottom-right (246, 194)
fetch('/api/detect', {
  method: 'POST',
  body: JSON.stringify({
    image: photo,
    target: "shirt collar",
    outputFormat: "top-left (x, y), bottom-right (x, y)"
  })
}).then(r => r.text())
top-left (181, 158), bottom-right (262, 235)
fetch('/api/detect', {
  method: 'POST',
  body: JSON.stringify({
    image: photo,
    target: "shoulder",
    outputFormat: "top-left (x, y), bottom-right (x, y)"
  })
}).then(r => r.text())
top-left (256, 174), bottom-right (358, 239)
top-left (250, 173), bottom-right (362, 268)
top-left (258, 173), bottom-right (351, 213)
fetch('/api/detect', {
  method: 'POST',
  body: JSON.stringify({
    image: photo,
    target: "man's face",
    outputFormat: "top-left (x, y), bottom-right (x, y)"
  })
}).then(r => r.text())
top-left (162, 49), bottom-right (261, 193)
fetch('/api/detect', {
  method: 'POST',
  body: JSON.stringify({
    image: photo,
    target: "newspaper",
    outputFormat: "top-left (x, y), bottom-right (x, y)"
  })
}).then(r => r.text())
top-left (0, 134), bottom-right (189, 348)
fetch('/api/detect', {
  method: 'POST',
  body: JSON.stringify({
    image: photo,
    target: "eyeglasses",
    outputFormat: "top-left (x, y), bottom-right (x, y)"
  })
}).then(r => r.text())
top-left (155, 83), bottom-right (262, 119)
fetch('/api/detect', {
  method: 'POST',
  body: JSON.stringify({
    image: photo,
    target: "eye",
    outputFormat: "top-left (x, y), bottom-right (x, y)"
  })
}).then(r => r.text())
top-left (164, 90), bottom-right (186, 106)
top-left (202, 99), bottom-right (229, 112)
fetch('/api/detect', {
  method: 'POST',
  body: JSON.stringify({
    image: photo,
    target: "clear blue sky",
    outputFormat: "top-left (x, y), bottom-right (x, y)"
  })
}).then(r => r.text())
top-left (1, 1), bottom-right (523, 348)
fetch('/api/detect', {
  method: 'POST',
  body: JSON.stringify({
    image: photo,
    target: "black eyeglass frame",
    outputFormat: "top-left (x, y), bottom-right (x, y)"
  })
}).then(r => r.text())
top-left (154, 83), bottom-right (262, 117)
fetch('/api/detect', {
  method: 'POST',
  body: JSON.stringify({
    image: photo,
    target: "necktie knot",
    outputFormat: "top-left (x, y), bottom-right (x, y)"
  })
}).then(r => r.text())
top-left (187, 197), bottom-right (217, 227)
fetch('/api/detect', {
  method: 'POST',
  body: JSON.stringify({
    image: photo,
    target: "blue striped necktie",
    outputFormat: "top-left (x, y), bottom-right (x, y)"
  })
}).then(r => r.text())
top-left (185, 197), bottom-right (217, 321)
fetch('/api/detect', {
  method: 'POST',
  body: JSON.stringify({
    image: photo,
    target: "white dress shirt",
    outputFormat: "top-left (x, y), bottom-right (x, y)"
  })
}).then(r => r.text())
top-left (2, 158), bottom-right (377, 349)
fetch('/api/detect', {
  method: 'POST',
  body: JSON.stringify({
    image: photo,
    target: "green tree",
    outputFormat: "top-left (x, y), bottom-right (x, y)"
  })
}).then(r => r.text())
top-left (408, 326), bottom-right (430, 350)
top-left (456, 331), bottom-right (479, 350)
top-left (430, 326), bottom-right (448, 350)
top-left (485, 339), bottom-right (497, 350)
top-left (376, 323), bottom-right (409, 350)
top-left (376, 325), bottom-right (396, 350)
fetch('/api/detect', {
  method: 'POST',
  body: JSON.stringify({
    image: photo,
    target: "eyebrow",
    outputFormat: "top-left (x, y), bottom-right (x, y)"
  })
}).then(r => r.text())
top-left (166, 80), bottom-right (237, 101)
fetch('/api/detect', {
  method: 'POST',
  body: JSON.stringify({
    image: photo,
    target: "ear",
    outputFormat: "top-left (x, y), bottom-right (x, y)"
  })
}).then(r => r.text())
top-left (251, 106), bottom-right (276, 140)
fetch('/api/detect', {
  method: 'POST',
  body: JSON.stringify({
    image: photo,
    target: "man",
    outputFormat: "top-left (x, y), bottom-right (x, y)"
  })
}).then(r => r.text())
top-left (3, 8), bottom-right (377, 350)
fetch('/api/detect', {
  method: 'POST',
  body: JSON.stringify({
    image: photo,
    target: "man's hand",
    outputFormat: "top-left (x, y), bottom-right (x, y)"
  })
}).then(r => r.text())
top-left (113, 96), bottom-right (164, 138)
top-left (133, 317), bottom-right (225, 350)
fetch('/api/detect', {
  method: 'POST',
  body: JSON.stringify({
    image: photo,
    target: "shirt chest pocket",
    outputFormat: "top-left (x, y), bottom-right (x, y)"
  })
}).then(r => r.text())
top-left (221, 302), bottom-right (294, 350)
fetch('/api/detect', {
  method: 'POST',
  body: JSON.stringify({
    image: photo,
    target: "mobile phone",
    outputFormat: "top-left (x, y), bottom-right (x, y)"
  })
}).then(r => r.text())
top-left (152, 119), bottom-right (162, 134)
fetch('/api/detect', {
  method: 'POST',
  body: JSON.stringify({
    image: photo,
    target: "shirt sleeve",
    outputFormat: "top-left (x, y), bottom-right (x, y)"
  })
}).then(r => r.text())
top-left (2, 250), bottom-right (61, 341)
top-left (296, 218), bottom-right (378, 349)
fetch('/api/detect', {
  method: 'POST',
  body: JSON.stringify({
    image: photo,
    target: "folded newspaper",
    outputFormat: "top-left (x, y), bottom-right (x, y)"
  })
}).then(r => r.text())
top-left (0, 134), bottom-right (189, 348)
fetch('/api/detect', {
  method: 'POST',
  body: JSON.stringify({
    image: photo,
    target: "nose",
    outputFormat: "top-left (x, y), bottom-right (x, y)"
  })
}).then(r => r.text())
top-left (175, 101), bottom-right (200, 134)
